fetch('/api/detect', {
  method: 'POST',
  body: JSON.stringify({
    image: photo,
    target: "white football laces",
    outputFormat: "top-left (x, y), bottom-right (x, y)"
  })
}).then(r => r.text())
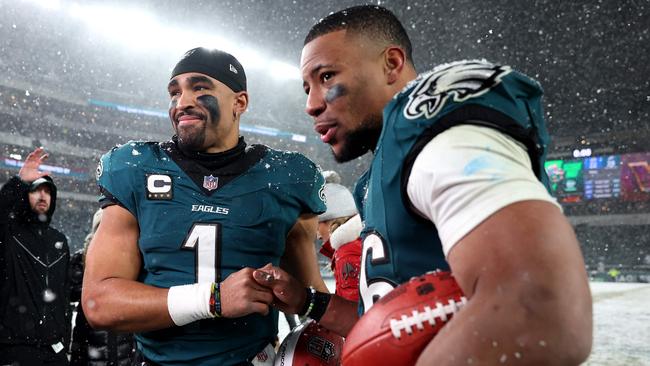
top-left (389, 297), bottom-right (468, 339)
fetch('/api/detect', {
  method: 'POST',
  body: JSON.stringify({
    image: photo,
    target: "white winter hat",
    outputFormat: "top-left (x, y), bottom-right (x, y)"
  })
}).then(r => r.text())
top-left (319, 171), bottom-right (358, 222)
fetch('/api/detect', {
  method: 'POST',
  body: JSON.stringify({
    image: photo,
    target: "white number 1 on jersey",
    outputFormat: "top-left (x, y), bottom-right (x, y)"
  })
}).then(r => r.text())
top-left (181, 223), bottom-right (220, 283)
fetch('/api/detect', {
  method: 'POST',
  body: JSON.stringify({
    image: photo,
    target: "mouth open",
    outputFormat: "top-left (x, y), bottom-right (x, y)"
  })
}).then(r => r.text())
top-left (315, 122), bottom-right (337, 144)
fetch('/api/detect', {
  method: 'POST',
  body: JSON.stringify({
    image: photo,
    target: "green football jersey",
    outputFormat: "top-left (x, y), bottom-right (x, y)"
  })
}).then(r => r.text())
top-left (96, 139), bottom-right (325, 365)
top-left (355, 60), bottom-right (551, 314)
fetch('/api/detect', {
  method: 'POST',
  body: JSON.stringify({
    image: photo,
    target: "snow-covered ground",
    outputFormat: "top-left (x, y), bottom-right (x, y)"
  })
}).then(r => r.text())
top-left (585, 282), bottom-right (650, 365)
top-left (278, 281), bottom-right (650, 365)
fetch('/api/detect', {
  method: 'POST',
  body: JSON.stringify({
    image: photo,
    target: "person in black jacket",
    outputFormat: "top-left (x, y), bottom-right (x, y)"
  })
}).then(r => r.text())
top-left (69, 209), bottom-right (135, 366)
top-left (0, 147), bottom-right (71, 365)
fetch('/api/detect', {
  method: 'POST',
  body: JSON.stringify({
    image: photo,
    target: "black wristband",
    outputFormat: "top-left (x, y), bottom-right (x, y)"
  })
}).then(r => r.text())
top-left (298, 287), bottom-right (314, 316)
top-left (308, 291), bottom-right (332, 323)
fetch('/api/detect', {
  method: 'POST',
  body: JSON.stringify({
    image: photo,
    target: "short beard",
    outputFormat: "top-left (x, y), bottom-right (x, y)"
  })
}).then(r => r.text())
top-left (32, 204), bottom-right (49, 215)
top-left (176, 125), bottom-right (207, 154)
top-left (174, 95), bottom-right (221, 154)
top-left (332, 115), bottom-right (382, 163)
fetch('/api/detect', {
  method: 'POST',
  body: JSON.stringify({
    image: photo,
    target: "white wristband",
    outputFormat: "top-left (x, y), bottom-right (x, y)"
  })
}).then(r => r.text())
top-left (167, 282), bottom-right (213, 326)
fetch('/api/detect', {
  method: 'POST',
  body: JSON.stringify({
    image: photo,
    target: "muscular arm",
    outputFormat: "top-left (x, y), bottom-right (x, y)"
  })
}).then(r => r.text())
top-left (280, 213), bottom-right (328, 293)
top-left (82, 204), bottom-right (174, 332)
top-left (254, 214), bottom-right (359, 337)
top-left (416, 201), bottom-right (592, 365)
top-left (253, 269), bottom-right (359, 337)
top-left (315, 293), bottom-right (359, 336)
top-left (409, 126), bottom-right (592, 365)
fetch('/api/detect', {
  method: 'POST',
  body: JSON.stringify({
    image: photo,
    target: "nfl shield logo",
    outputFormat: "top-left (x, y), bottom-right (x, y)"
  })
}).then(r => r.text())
top-left (307, 336), bottom-right (335, 361)
top-left (203, 175), bottom-right (219, 191)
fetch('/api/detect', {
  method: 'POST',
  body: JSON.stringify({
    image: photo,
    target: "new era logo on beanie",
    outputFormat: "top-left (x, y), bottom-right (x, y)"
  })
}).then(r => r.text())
top-left (171, 47), bottom-right (247, 92)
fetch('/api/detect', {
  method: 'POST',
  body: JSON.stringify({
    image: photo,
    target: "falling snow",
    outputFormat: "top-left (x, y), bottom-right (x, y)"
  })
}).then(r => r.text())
top-left (0, 0), bottom-right (648, 364)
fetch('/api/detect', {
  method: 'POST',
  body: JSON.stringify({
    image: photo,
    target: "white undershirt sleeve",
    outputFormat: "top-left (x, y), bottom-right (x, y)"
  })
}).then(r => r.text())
top-left (406, 124), bottom-right (561, 257)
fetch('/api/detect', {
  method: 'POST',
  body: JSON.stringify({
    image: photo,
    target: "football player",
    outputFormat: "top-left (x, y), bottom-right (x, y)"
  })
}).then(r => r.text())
top-left (253, 5), bottom-right (593, 365)
top-left (82, 47), bottom-right (328, 365)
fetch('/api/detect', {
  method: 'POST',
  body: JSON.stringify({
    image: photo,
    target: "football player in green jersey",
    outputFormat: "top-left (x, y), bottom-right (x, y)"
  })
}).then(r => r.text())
top-left (254, 5), bottom-right (592, 365)
top-left (82, 48), bottom-right (328, 365)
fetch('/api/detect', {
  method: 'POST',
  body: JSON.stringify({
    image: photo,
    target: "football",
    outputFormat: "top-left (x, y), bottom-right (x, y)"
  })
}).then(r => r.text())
top-left (342, 271), bottom-right (467, 366)
top-left (274, 319), bottom-right (344, 366)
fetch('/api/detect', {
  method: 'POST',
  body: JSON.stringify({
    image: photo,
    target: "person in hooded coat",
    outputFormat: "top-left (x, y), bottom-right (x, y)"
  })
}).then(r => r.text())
top-left (0, 147), bottom-right (71, 366)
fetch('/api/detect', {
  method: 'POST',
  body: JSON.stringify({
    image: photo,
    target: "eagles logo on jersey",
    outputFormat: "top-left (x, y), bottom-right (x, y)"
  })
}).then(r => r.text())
top-left (404, 60), bottom-right (512, 120)
top-left (355, 61), bottom-right (551, 314)
top-left (95, 159), bottom-right (103, 180)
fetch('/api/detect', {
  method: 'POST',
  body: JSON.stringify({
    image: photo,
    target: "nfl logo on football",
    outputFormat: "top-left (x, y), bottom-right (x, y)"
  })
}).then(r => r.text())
top-left (203, 175), bottom-right (219, 191)
top-left (307, 336), bottom-right (335, 362)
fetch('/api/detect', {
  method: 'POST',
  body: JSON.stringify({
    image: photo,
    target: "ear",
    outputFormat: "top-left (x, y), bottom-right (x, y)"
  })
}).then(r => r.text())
top-left (383, 46), bottom-right (407, 85)
top-left (232, 91), bottom-right (249, 118)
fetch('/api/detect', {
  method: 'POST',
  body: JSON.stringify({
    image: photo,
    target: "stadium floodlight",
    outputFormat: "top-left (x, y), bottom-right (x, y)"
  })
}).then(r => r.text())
top-left (62, 2), bottom-right (299, 80)
top-left (232, 49), bottom-right (267, 71)
top-left (68, 4), bottom-right (162, 51)
top-left (179, 34), bottom-right (265, 70)
top-left (269, 60), bottom-right (301, 81)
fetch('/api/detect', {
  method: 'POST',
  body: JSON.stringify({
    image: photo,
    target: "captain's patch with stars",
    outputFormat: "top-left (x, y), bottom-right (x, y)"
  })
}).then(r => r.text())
top-left (146, 174), bottom-right (173, 200)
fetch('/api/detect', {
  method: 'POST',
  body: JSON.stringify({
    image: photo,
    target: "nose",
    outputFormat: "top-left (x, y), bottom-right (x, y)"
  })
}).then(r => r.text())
top-left (36, 191), bottom-right (48, 203)
top-left (176, 89), bottom-right (197, 110)
top-left (305, 90), bottom-right (325, 118)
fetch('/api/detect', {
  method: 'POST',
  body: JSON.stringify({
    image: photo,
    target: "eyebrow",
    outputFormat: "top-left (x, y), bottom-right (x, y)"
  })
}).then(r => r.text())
top-left (167, 75), bottom-right (216, 90)
top-left (303, 63), bottom-right (335, 89)
top-left (188, 76), bottom-right (215, 87)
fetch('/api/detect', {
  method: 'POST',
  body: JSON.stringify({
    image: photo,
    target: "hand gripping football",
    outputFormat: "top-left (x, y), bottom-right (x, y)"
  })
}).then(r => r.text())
top-left (342, 271), bottom-right (467, 366)
top-left (275, 319), bottom-right (344, 366)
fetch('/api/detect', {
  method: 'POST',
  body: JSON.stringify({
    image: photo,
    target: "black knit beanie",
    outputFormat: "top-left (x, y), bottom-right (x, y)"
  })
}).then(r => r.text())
top-left (171, 47), bottom-right (247, 92)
